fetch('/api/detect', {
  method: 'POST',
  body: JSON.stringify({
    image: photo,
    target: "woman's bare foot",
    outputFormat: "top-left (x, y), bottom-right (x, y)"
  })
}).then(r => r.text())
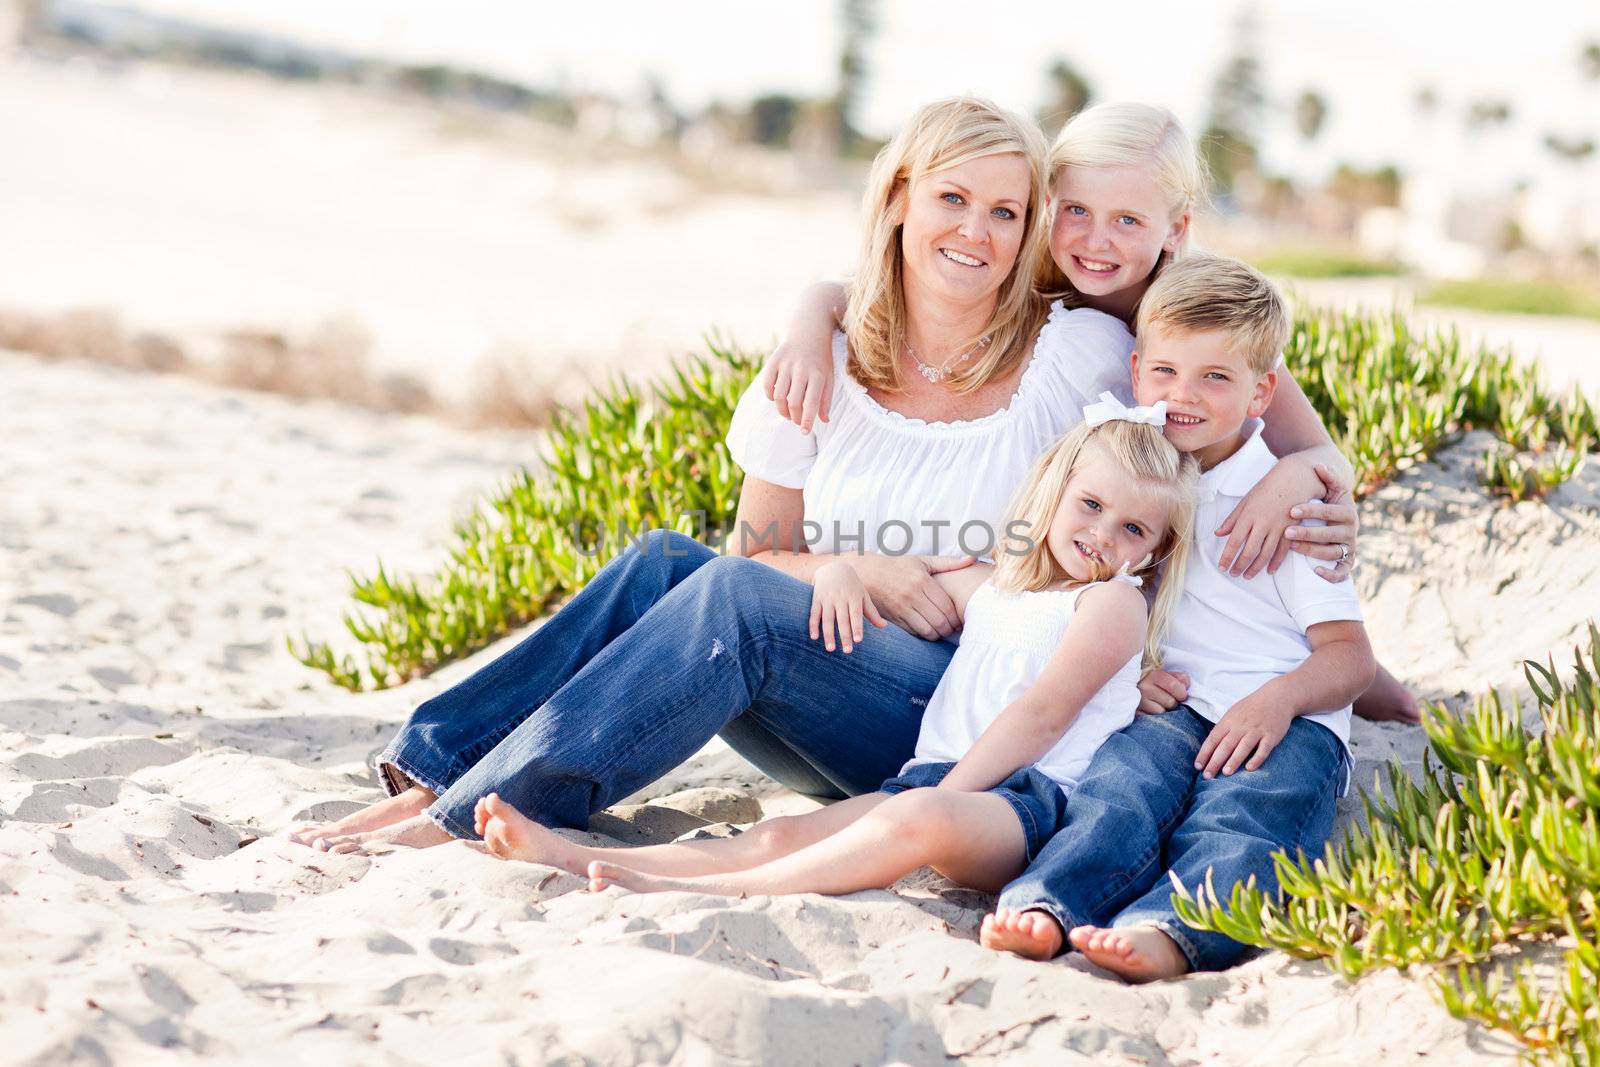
top-left (586, 860), bottom-right (726, 896)
top-left (288, 786), bottom-right (437, 848)
top-left (316, 813), bottom-right (454, 855)
top-left (473, 793), bottom-right (582, 871)
top-left (979, 907), bottom-right (1063, 961)
top-left (1068, 924), bottom-right (1190, 983)
top-left (1353, 664), bottom-right (1421, 724)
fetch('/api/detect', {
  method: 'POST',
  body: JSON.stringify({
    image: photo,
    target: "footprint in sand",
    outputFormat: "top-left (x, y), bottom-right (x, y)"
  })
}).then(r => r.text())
top-left (16, 593), bottom-right (80, 617)
top-left (6, 736), bottom-right (191, 781)
top-left (427, 937), bottom-right (520, 966)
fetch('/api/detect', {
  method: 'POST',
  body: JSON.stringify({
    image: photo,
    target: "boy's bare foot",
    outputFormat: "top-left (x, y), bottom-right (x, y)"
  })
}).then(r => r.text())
top-left (316, 813), bottom-right (453, 854)
top-left (979, 907), bottom-right (1063, 960)
top-left (587, 860), bottom-right (723, 896)
top-left (473, 793), bottom-right (580, 871)
top-left (287, 786), bottom-right (437, 848)
top-left (1353, 664), bottom-right (1421, 724)
top-left (1068, 924), bottom-right (1190, 983)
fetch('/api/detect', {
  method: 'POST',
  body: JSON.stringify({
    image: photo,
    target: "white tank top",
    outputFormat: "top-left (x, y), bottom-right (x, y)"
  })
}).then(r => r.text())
top-left (901, 575), bottom-right (1143, 793)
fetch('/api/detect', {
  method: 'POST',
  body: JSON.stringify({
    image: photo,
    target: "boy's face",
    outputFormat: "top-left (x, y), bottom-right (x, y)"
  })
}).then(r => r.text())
top-left (1131, 325), bottom-right (1277, 470)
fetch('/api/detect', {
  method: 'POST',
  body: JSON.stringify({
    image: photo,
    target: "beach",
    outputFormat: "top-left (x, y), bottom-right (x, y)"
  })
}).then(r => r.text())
top-left (6, 41), bottom-right (1600, 1067)
top-left (7, 345), bottom-right (1596, 1063)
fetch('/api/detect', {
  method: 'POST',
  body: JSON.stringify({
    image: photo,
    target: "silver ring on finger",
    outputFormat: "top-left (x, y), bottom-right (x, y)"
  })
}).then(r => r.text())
top-left (1337, 543), bottom-right (1351, 564)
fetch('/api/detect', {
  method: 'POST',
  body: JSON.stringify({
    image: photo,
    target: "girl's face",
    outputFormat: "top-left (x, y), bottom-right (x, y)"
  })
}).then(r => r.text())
top-left (898, 152), bottom-right (1032, 310)
top-left (1050, 164), bottom-right (1189, 319)
top-left (1045, 449), bottom-right (1171, 584)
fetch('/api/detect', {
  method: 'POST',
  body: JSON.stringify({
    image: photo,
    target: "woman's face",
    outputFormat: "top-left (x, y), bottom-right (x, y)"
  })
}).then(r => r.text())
top-left (1050, 164), bottom-right (1189, 313)
top-left (898, 152), bottom-right (1032, 310)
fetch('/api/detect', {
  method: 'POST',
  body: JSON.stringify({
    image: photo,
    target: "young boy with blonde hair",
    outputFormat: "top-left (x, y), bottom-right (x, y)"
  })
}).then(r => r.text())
top-left (979, 253), bottom-right (1377, 980)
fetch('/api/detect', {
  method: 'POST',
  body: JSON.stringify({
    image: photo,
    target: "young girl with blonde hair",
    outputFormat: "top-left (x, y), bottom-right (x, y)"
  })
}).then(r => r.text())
top-left (471, 408), bottom-right (1201, 899)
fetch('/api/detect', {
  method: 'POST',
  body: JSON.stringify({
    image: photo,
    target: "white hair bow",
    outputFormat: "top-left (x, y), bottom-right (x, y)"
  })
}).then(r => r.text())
top-left (1083, 391), bottom-right (1168, 429)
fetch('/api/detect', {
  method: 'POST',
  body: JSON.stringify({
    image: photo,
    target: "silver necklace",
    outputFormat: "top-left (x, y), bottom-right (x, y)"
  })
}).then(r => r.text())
top-left (905, 336), bottom-right (990, 384)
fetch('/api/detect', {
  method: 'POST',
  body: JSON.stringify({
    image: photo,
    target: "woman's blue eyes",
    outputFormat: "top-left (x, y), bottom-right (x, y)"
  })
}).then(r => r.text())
top-left (1124, 523), bottom-right (1144, 537)
top-left (1084, 498), bottom-right (1101, 511)
top-left (942, 192), bottom-right (1016, 219)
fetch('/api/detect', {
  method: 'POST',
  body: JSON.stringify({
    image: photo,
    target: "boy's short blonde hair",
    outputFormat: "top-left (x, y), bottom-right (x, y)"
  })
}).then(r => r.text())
top-left (1134, 253), bottom-right (1289, 376)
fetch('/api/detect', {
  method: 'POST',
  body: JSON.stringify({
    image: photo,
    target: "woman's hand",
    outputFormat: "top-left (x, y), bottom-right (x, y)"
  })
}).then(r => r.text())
top-left (1216, 457), bottom-right (1356, 581)
top-left (1285, 464), bottom-right (1359, 582)
top-left (849, 554), bottom-right (975, 641)
top-left (809, 561), bottom-right (886, 653)
top-left (1137, 669), bottom-right (1190, 715)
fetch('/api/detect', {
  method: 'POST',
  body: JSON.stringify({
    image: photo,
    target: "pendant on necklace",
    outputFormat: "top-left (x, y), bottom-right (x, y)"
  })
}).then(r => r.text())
top-left (907, 337), bottom-right (988, 385)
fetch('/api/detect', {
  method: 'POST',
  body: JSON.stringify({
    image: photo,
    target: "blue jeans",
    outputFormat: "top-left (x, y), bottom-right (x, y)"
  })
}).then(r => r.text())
top-left (996, 705), bottom-right (1343, 972)
top-left (377, 530), bottom-right (957, 838)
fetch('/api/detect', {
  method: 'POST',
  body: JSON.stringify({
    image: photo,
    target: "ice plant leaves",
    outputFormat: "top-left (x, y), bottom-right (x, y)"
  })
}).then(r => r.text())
top-left (1175, 624), bottom-right (1600, 1065)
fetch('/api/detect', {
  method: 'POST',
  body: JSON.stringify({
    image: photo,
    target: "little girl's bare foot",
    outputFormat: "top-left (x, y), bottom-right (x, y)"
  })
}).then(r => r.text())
top-left (316, 813), bottom-right (454, 855)
top-left (288, 786), bottom-right (437, 848)
top-left (979, 907), bottom-right (1064, 960)
top-left (473, 793), bottom-right (580, 870)
top-left (587, 861), bottom-right (721, 896)
top-left (1067, 924), bottom-right (1190, 983)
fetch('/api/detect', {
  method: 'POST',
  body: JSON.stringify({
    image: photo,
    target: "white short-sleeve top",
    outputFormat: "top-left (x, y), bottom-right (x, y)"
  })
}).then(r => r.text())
top-left (902, 575), bottom-right (1144, 793)
top-left (725, 303), bottom-right (1134, 559)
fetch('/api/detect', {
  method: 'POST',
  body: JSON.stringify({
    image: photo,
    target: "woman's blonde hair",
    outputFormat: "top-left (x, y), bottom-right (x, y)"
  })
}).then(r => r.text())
top-left (993, 418), bottom-right (1199, 669)
top-left (1037, 102), bottom-right (1209, 301)
top-left (844, 96), bottom-right (1051, 394)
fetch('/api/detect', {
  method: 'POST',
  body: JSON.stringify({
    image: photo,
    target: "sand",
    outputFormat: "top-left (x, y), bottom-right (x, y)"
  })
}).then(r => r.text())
top-left (9, 346), bottom-right (1591, 1064)
top-left (6, 43), bottom-right (1595, 1067)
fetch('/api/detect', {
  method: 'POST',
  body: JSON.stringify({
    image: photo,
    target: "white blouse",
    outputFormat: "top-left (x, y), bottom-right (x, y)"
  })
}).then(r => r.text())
top-left (903, 576), bottom-right (1144, 793)
top-left (725, 302), bottom-right (1134, 559)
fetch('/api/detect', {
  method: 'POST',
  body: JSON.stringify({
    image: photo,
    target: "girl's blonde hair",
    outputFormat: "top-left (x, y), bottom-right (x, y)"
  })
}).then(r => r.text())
top-left (844, 96), bottom-right (1051, 395)
top-left (1037, 102), bottom-right (1209, 301)
top-left (993, 418), bottom-right (1199, 669)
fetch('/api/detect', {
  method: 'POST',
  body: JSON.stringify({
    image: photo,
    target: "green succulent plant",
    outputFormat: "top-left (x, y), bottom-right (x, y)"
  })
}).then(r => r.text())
top-left (1175, 625), bottom-right (1600, 1065)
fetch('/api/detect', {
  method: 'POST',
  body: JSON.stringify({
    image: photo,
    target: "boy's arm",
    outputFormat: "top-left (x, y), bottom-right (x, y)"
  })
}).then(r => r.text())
top-left (939, 582), bottom-right (1146, 792)
top-left (929, 561), bottom-right (994, 620)
top-left (764, 281), bottom-right (848, 432)
top-left (1194, 619), bottom-right (1376, 779)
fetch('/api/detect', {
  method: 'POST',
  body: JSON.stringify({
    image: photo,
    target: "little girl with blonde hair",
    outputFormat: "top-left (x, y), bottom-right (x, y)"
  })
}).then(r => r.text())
top-left (470, 407), bottom-right (1199, 900)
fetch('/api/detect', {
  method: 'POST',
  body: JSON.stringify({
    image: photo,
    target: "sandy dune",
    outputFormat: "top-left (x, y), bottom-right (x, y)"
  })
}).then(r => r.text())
top-left (8, 347), bottom-right (1589, 1063)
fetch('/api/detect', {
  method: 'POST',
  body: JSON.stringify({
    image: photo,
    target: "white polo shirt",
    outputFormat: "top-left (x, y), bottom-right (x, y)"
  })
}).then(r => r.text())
top-left (1161, 423), bottom-right (1363, 755)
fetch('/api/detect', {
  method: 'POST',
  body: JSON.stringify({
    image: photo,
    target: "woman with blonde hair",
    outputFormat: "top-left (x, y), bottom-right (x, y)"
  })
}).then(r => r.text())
top-left (292, 96), bottom-right (1145, 853)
